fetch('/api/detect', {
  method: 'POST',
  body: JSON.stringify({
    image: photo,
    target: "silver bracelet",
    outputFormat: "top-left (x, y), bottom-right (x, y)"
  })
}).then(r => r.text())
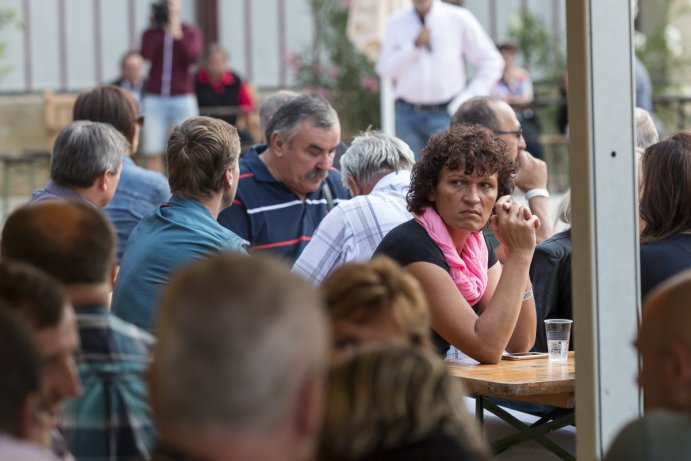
top-left (522, 288), bottom-right (534, 301)
top-left (525, 188), bottom-right (550, 200)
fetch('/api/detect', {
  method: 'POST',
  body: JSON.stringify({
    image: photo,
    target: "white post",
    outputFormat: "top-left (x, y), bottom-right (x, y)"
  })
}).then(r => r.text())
top-left (380, 78), bottom-right (396, 136)
top-left (567, 1), bottom-right (642, 459)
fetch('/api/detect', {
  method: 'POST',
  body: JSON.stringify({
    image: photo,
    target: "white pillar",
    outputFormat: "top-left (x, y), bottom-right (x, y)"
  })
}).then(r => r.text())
top-left (380, 78), bottom-right (396, 136)
top-left (567, 1), bottom-right (642, 458)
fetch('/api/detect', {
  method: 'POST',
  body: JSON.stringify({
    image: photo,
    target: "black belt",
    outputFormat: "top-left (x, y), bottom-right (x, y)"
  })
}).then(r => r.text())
top-left (396, 99), bottom-right (450, 111)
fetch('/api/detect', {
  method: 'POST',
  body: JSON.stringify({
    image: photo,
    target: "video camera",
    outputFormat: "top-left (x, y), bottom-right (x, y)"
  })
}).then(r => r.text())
top-left (151, 0), bottom-right (169, 28)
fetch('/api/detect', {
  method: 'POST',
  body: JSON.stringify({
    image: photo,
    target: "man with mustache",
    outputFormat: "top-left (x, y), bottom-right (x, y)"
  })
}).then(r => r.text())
top-left (218, 94), bottom-right (350, 262)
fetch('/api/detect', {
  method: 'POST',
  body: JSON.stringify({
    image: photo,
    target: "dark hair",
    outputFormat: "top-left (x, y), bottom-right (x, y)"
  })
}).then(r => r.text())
top-left (640, 131), bottom-right (691, 243)
top-left (0, 307), bottom-right (42, 437)
top-left (167, 116), bottom-right (241, 199)
top-left (407, 125), bottom-right (515, 215)
top-left (497, 41), bottom-right (519, 53)
top-left (451, 96), bottom-right (503, 131)
top-left (0, 261), bottom-right (66, 330)
top-left (1, 201), bottom-right (116, 284)
top-left (73, 85), bottom-right (139, 146)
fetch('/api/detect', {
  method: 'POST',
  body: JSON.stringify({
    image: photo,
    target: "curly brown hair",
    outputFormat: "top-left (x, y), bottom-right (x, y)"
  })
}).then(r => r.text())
top-left (407, 125), bottom-right (515, 215)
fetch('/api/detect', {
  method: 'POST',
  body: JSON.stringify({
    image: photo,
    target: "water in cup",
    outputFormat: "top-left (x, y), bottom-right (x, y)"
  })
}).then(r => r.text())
top-left (548, 339), bottom-right (569, 360)
top-left (544, 319), bottom-right (572, 361)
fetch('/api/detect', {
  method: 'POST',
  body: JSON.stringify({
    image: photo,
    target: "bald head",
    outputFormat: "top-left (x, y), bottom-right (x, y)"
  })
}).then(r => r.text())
top-left (451, 96), bottom-right (504, 132)
top-left (638, 270), bottom-right (691, 410)
top-left (642, 271), bottom-right (691, 349)
top-left (1, 201), bottom-right (116, 285)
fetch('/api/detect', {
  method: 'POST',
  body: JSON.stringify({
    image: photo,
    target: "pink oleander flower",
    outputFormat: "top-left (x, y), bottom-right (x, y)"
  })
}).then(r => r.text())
top-left (304, 86), bottom-right (333, 100)
top-left (283, 50), bottom-right (304, 70)
top-left (360, 75), bottom-right (380, 93)
top-left (327, 66), bottom-right (342, 79)
top-left (340, 0), bottom-right (353, 9)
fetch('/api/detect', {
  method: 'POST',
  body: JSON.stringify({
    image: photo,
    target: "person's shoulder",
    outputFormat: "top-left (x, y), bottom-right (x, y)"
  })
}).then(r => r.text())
top-left (441, 1), bottom-right (471, 17)
top-left (182, 23), bottom-right (201, 34)
top-left (0, 434), bottom-right (60, 461)
top-left (643, 233), bottom-right (691, 247)
top-left (126, 162), bottom-right (169, 189)
top-left (536, 229), bottom-right (572, 256)
top-left (605, 410), bottom-right (691, 461)
top-left (107, 312), bottom-right (156, 351)
top-left (325, 169), bottom-right (350, 199)
top-left (382, 219), bottom-right (422, 239)
top-left (388, 6), bottom-right (414, 22)
top-left (376, 219), bottom-right (441, 264)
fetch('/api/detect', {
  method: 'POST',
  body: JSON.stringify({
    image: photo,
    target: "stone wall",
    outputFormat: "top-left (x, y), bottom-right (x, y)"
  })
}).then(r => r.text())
top-left (0, 94), bottom-right (52, 153)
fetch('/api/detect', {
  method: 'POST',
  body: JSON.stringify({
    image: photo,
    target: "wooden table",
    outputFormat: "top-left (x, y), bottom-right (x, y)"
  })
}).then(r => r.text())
top-left (448, 352), bottom-right (575, 460)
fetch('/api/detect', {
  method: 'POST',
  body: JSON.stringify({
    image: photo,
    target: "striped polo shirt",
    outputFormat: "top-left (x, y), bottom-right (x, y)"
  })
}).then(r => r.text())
top-left (218, 145), bottom-right (350, 262)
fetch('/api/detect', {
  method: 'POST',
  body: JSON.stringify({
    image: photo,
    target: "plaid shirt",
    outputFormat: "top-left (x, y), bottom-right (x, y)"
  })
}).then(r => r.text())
top-left (61, 305), bottom-right (155, 461)
top-left (292, 170), bottom-right (412, 284)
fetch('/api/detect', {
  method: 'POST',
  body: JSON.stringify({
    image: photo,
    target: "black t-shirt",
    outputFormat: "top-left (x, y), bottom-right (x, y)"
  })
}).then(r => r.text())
top-left (360, 431), bottom-right (485, 461)
top-left (529, 229), bottom-right (573, 352)
top-left (374, 219), bottom-right (498, 356)
top-left (640, 233), bottom-right (691, 300)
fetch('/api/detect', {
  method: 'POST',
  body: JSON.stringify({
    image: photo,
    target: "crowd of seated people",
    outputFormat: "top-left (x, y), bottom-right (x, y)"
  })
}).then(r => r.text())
top-left (2, 37), bottom-right (691, 460)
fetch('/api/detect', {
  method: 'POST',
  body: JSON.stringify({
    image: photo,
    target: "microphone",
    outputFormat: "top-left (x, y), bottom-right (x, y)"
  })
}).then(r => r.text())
top-left (418, 12), bottom-right (431, 52)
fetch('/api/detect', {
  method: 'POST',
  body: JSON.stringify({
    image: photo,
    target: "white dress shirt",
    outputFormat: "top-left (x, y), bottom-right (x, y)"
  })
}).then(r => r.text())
top-left (292, 170), bottom-right (412, 285)
top-left (376, 0), bottom-right (504, 114)
top-left (0, 434), bottom-right (60, 461)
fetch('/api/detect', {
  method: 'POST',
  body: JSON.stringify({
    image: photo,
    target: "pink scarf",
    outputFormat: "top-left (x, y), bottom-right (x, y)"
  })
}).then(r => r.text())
top-left (415, 207), bottom-right (488, 305)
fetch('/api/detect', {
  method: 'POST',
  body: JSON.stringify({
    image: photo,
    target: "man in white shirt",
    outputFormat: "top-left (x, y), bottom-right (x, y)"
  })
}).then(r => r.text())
top-left (376, 0), bottom-right (504, 159)
top-left (293, 131), bottom-right (414, 285)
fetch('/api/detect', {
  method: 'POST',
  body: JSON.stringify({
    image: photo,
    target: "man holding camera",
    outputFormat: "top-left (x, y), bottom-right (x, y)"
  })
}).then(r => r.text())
top-left (141, 0), bottom-right (202, 173)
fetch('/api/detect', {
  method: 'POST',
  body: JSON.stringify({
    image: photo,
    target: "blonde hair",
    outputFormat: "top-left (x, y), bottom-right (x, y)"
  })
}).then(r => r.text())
top-left (319, 345), bottom-right (490, 461)
top-left (322, 256), bottom-right (433, 351)
top-left (557, 189), bottom-right (571, 226)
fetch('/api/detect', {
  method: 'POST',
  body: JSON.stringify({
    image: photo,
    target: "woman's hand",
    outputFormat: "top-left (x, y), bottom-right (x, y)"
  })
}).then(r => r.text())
top-left (491, 195), bottom-right (539, 256)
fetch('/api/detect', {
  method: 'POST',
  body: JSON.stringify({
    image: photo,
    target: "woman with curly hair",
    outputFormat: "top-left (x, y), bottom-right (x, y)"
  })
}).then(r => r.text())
top-left (322, 256), bottom-right (434, 358)
top-left (375, 124), bottom-right (538, 363)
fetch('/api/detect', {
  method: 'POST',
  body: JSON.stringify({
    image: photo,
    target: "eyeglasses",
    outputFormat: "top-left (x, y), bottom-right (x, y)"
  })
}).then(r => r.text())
top-left (494, 127), bottom-right (523, 139)
top-left (136, 115), bottom-right (145, 126)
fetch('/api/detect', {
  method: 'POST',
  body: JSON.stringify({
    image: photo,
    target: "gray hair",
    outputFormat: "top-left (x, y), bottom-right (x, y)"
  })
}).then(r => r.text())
top-left (153, 253), bottom-right (329, 441)
top-left (265, 94), bottom-right (339, 145)
top-left (635, 107), bottom-right (658, 150)
top-left (50, 120), bottom-right (127, 188)
top-left (340, 131), bottom-right (414, 192)
top-left (259, 90), bottom-right (299, 136)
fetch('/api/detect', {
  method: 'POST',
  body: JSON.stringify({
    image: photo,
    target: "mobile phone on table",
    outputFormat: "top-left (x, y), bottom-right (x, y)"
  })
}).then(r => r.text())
top-left (501, 352), bottom-right (548, 361)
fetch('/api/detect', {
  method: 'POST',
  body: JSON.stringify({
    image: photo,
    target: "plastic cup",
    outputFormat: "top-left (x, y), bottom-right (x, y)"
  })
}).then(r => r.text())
top-left (544, 319), bottom-right (572, 361)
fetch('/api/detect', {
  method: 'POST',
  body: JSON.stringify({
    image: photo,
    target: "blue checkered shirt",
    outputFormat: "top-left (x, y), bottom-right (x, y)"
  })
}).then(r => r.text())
top-left (61, 305), bottom-right (155, 461)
